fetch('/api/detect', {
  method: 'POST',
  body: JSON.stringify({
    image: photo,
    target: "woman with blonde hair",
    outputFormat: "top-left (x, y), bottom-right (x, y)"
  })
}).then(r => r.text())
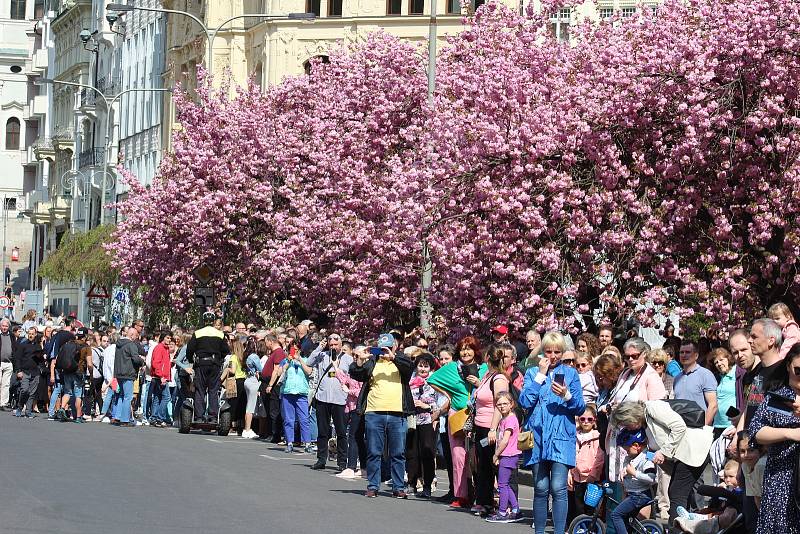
top-left (519, 332), bottom-right (586, 534)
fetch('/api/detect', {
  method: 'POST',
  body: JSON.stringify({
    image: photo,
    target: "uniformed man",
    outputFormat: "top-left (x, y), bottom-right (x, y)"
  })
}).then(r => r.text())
top-left (185, 312), bottom-right (229, 423)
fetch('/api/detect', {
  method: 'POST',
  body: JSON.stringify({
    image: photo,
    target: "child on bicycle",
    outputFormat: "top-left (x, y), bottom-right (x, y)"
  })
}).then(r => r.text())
top-left (486, 391), bottom-right (522, 523)
top-left (611, 428), bottom-right (657, 534)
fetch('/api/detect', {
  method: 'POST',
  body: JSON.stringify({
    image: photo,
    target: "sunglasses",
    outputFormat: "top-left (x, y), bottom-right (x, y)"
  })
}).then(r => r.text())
top-left (577, 362), bottom-right (591, 369)
top-left (651, 361), bottom-right (665, 367)
top-left (328, 336), bottom-right (341, 341)
top-left (579, 416), bottom-right (596, 423)
top-left (562, 359), bottom-right (575, 365)
top-left (624, 352), bottom-right (641, 360)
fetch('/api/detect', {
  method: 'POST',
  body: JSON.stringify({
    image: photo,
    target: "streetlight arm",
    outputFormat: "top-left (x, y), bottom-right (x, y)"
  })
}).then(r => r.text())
top-left (36, 79), bottom-right (110, 108)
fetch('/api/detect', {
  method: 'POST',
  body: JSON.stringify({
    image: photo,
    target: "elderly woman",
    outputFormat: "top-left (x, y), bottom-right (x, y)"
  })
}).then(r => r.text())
top-left (604, 338), bottom-right (667, 486)
top-left (612, 400), bottom-right (713, 529)
top-left (709, 347), bottom-right (737, 440)
top-left (647, 349), bottom-right (674, 398)
top-left (748, 344), bottom-right (800, 534)
top-left (519, 331), bottom-right (586, 534)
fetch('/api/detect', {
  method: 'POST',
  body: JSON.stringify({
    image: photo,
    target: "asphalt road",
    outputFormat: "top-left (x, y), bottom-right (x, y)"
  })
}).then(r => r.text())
top-left (0, 413), bottom-right (537, 534)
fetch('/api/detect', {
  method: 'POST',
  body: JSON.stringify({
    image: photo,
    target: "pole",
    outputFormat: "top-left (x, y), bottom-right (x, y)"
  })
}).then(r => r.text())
top-left (2, 195), bottom-right (6, 291)
top-left (420, 0), bottom-right (437, 332)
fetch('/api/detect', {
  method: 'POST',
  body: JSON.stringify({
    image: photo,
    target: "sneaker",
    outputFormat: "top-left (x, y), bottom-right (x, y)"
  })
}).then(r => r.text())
top-left (418, 488), bottom-right (432, 499)
top-left (303, 444), bottom-right (315, 454)
top-left (47, 415), bottom-right (56, 421)
top-left (450, 498), bottom-right (470, 509)
top-left (101, 416), bottom-right (111, 423)
top-left (310, 462), bottom-right (326, 470)
top-left (392, 490), bottom-right (408, 499)
top-left (336, 468), bottom-right (356, 479)
top-left (676, 506), bottom-right (700, 521)
top-left (73, 417), bottom-right (86, 423)
top-left (284, 444), bottom-right (294, 453)
top-left (354, 469), bottom-right (362, 478)
top-left (24, 412), bottom-right (37, 418)
top-left (365, 489), bottom-right (378, 498)
top-left (486, 513), bottom-right (515, 523)
top-left (471, 504), bottom-right (486, 515)
top-left (13, 409), bottom-right (21, 417)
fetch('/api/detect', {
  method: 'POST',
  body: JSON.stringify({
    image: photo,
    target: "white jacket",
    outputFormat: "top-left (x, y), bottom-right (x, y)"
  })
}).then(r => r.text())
top-left (644, 400), bottom-right (713, 467)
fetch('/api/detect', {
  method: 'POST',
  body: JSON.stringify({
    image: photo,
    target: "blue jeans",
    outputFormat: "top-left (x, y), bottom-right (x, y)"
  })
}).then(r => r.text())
top-left (309, 404), bottom-right (318, 441)
top-left (611, 492), bottom-right (652, 534)
top-left (112, 379), bottom-right (134, 423)
top-left (364, 412), bottom-right (406, 492)
top-left (149, 379), bottom-right (171, 422)
top-left (282, 393), bottom-right (311, 443)
top-left (48, 382), bottom-right (62, 417)
top-left (532, 461), bottom-right (570, 534)
top-left (100, 387), bottom-right (115, 417)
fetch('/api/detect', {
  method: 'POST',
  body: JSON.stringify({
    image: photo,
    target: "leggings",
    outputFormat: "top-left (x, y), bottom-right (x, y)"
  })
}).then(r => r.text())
top-left (473, 425), bottom-right (495, 507)
top-left (498, 455), bottom-right (519, 513)
top-left (406, 423), bottom-right (436, 489)
top-left (244, 376), bottom-right (260, 413)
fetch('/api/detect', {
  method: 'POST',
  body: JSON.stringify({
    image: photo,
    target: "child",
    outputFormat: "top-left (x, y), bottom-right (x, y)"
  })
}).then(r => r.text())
top-left (674, 459), bottom-right (742, 534)
top-left (406, 352), bottom-right (442, 497)
top-left (767, 302), bottom-right (800, 359)
top-left (486, 391), bottom-right (522, 523)
top-left (610, 428), bottom-right (657, 534)
top-left (575, 352), bottom-right (599, 403)
top-left (738, 431), bottom-right (766, 533)
top-left (568, 405), bottom-right (604, 522)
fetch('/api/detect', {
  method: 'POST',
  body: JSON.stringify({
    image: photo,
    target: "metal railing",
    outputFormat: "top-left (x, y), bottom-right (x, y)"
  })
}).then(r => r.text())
top-left (80, 88), bottom-right (97, 107)
top-left (78, 147), bottom-right (106, 168)
top-left (52, 128), bottom-right (74, 141)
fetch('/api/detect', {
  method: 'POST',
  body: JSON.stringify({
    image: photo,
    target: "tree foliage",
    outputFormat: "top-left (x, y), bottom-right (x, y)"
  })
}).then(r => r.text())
top-left (40, 224), bottom-right (118, 286)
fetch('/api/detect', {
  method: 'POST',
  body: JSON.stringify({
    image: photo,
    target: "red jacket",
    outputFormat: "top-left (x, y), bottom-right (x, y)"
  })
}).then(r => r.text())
top-left (151, 343), bottom-right (172, 380)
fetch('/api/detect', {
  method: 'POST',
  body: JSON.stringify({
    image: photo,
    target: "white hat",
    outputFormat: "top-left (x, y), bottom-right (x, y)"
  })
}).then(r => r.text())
top-left (299, 319), bottom-right (313, 327)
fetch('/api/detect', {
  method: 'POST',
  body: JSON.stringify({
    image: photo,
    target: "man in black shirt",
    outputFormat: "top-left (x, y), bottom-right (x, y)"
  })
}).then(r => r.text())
top-left (185, 312), bottom-right (229, 423)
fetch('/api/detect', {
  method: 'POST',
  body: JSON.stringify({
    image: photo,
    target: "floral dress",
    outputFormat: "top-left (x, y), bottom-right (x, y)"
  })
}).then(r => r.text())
top-left (747, 386), bottom-right (800, 534)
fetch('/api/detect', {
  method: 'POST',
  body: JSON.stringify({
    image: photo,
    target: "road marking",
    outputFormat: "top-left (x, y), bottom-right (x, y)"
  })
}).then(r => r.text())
top-left (260, 454), bottom-right (293, 461)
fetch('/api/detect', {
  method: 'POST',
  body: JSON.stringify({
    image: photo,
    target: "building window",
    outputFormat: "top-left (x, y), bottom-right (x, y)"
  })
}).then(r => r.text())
top-left (3, 198), bottom-right (16, 211)
top-left (34, 0), bottom-right (43, 19)
top-left (387, 0), bottom-right (401, 15)
top-left (410, 0), bottom-right (424, 14)
top-left (307, 0), bottom-right (321, 16)
top-left (447, 0), bottom-right (461, 14)
top-left (6, 118), bottom-right (20, 150)
top-left (303, 55), bottom-right (330, 75)
top-left (10, 0), bottom-right (26, 20)
top-left (550, 8), bottom-right (571, 42)
top-left (472, 0), bottom-right (485, 12)
top-left (599, 7), bottom-right (613, 18)
top-left (328, 0), bottom-right (342, 16)
top-left (621, 6), bottom-right (636, 17)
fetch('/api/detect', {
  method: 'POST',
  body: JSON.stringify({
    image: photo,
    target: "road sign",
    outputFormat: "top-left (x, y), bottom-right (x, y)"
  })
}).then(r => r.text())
top-left (89, 297), bottom-right (106, 310)
top-left (87, 283), bottom-right (110, 299)
top-left (0, 296), bottom-right (8, 308)
top-left (192, 263), bottom-right (214, 285)
top-left (194, 287), bottom-right (215, 309)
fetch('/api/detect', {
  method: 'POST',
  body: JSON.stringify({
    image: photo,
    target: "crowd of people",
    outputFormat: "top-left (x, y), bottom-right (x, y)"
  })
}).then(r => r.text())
top-left (1, 305), bottom-right (799, 534)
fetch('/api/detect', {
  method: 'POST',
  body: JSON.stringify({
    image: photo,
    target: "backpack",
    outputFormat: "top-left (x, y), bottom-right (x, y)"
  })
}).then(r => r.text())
top-left (665, 398), bottom-right (705, 428)
top-left (55, 341), bottom-right (79, 373)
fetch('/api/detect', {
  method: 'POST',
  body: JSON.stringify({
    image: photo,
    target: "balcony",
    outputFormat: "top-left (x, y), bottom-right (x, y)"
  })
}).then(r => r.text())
top-left (52, 129), bottom-right (74, 152)
top-left (32, 137), bottom-right (56, 161)
top-left (96, 76), bottom-right (122, 97)
top-left (78, 147), bottom-right (106, 169)
top-left (79, 88), bottom-right (97, 115)
top-left (30, 94), bottom-right (47, 117)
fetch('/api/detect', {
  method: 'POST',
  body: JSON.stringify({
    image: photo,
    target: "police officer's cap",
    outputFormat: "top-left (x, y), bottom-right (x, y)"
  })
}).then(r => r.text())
top-left (202, 311), bottom-right (216, 324)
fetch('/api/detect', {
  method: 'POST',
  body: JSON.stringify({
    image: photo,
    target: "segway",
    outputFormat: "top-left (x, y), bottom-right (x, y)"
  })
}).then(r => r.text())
top-left (177, 374), bottom-right (232, 436)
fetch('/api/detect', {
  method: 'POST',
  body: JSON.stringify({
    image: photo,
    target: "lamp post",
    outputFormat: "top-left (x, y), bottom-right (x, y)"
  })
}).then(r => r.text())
top-left (106, 4), bottom-right (314, 69)
top-left (1, 194), bottom-right (7, 290)
top-left (36, 79), bottom-right (173, 225)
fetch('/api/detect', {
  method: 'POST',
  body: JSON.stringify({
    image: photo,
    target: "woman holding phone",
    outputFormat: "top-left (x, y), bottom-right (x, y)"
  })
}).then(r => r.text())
top-left (748, 343), bottom-right (800, 534)
top-left (519, 331), bottom-right (585, 534)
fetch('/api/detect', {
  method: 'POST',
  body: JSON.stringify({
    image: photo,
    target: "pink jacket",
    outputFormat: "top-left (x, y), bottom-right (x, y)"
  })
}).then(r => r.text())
top-left (780, 321), bottom-right (800, 359)
top-left (570, 429), bottom-right (604, 485)
top-left (336, 369), bottom-right (362, 413)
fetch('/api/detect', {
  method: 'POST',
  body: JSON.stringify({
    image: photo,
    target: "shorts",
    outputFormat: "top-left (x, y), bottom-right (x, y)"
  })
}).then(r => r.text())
top-left (62, 373), bottom-right (85, 398)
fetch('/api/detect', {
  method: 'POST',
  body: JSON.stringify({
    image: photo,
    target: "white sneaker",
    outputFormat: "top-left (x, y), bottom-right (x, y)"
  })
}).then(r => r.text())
top-left (241, 430), bottom-right (257, 439)
top-left (101, 416), bottom-right (110, 423)
top-left (336, 468), bottom-right (356, 479)
top-left (354, 469), bottom-right (362, 478)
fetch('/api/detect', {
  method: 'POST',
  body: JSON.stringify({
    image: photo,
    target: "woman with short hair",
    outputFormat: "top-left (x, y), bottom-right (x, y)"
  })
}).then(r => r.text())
top-left (519, 332), bottom-right (586, 534)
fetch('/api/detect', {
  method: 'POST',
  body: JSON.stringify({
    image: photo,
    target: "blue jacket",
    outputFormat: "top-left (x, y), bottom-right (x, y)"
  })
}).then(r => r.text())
top-left (519, 362), bottom-right (586, 468)
top-left (245, 353), bottom-right (263, 376)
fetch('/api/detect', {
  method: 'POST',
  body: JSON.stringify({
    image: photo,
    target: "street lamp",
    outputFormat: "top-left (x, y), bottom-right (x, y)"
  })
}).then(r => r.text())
top-left (106, 4), bottom-right (314, 69)
top-left (35, 78), bottom-right (172, 226)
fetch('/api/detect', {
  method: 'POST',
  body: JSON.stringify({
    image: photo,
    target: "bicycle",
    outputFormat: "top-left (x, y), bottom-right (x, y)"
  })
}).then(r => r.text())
top-left (568, 482), bottom-right (664, 534)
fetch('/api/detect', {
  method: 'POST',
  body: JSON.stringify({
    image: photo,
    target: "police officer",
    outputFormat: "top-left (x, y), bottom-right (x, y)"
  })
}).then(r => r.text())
top-left (185, 312), bottom-right (229, 424)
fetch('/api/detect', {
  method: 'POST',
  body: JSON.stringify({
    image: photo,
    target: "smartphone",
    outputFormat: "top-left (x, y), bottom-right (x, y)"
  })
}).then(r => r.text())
top-left (766, 392), bottom-right (796, 416)
top-left (725, 406), bottom-right (741, 419)
top-left (369, 347), bottom-right (383, 357)
top-left (479, 437), bottom-right (490, 447)
top-left (554, 373), bottom-right (565, 386)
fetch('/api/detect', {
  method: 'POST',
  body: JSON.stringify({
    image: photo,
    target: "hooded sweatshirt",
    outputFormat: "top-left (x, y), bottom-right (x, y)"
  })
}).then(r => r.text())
top-left (114, 338), bottom-right (145, 380)
top-left (570, 429), bottom-right (604, 486)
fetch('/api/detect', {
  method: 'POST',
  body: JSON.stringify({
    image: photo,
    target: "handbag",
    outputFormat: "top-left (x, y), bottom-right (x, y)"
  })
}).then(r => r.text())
top-left (517, 430), bottom-right (534, 451)
top-left (224, 376), bottom-right (238, 398)
top-left (407, 414), bottom-right (417, 430)
top-left (448, 408), bottom-right (469, 436)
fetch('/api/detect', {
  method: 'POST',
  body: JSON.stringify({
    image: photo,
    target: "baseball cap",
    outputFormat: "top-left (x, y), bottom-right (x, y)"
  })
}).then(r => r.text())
top-left (377, 333), bottom-right (395, 348)
top-left (616, 427), bottom-right (647, 447)
top-left (493, 325), bottom-right (509, 336)
top-left (76, 327), bottom-right (89, 338)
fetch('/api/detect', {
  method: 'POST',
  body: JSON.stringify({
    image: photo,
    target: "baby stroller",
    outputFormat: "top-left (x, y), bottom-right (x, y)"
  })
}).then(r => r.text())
top-left (674, 486), bottom-right (745, 534)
